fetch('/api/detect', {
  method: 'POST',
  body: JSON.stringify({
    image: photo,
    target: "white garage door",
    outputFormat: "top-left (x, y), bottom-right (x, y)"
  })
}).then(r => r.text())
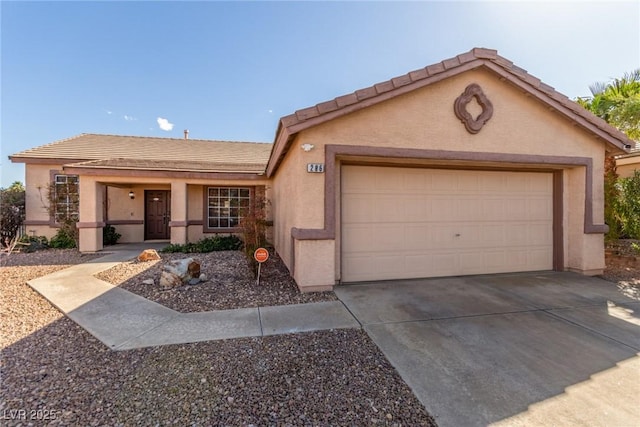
top-left (341, 166), bottom-right (554, 282)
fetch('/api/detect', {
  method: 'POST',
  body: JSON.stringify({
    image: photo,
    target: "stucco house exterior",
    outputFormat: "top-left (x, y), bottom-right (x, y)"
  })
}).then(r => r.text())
top-left (10, 48), bottom-right (634, 291)
top-left (615, 147), bottom-right (640, 178)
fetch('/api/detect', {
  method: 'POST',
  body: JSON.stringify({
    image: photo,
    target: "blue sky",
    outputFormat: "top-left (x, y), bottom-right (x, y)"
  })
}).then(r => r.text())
top-left (1, 1), bottom-right (639, 187)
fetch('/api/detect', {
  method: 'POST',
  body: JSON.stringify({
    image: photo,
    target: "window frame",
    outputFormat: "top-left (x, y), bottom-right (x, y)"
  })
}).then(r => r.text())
top-left (203, 186), bottom-right (253, 233)
top-left (52, 173), bottom-right (79, 224)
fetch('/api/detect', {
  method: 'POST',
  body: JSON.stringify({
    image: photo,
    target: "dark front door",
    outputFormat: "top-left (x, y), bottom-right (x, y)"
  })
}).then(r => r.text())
top-left (145, 190), bottom-right (170, 240)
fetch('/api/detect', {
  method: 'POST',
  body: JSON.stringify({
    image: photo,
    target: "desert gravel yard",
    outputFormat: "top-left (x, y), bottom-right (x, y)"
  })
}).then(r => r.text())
top-left (0, 249), bottom-right (436, 426)
top-left (95, 250), bottom-right (338, 312)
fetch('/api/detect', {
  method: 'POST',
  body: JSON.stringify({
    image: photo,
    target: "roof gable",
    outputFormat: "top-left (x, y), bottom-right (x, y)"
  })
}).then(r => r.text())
top-left (266, 48), bottom-right (633, 176)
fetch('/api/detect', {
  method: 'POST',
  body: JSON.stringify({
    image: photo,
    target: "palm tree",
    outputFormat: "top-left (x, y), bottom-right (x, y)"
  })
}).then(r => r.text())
top-left (578, 69), bottom-right (640, 142)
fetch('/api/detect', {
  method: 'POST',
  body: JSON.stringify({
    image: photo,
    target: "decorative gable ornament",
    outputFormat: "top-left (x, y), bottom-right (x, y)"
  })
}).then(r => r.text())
top-left (454, 83), bottom-right (494, 134)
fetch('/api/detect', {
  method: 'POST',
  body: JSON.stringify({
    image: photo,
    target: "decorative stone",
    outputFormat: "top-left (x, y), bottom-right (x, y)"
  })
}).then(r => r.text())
top-left (159, 270), bottom-right (182, 289)
top-left (142, 279), bottom-right (155, 285)
top-left (199, 273), bottom-right (207, 282)
top-left (188, 261), bottom-right (201, 278)
top-left (159, 257), bottom-right (202, 289)
top-left (137, 249), bottom-right (161, 262)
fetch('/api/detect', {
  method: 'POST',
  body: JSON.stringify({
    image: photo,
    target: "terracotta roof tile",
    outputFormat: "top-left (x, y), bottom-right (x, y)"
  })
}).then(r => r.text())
top-left (316, 100), bottom-right (339, 114)
top-left (425, 62), bottom-right (446, 75)
top-left (295, 106), bottom-right (320, 121)
top-left (391, 74), bottom-right (412, 88)
top-left (335, 93), bottom-right (359, 107)
top-left (355, 86), bottom-right (378, 101)
top-left (442, 57), bottom-right (461, 70)
top-left (408, 68), bottom-right (428, 81)
top-left (374, 80), bottom-right (395, 94)
top-left (456, 51), bottom-right (477, 64)
top-left (471, 48), bottom-right (498, 59)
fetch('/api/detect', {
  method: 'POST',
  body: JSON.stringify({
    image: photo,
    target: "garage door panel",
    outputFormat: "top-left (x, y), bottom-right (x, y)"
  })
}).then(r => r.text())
top-left (342, 224), bottom-right (375, 252)
top-left (341, 166), bottom-right (554, 282)
top-left (404, 225), bottom-right (431, 250)
top-left (374, 196), bottom-right (403, 222)
top-left (377, 224), bottom-right (407, 251)
top-left (528, 198), bottom-right (553, 220)
top-left (342, 195), bottom-right (374, 223)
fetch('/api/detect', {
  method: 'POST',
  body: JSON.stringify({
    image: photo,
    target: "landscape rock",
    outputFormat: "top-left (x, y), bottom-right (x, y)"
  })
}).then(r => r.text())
top-left (142, 279), bottom-right (155, 285)
top-left (159, 270), bottom-right (182, 289)
top-left (199, 273), bottom-right (207, 282)
top-left (159, 258), bottom-right (203, 289)
top-left (137, 249), bottom-right (161, 262)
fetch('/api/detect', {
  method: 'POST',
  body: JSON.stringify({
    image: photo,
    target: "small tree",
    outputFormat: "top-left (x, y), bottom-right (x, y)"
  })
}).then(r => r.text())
top-left (0, 181), bottom-right (26, 247)
top-left (238, 189), bottom-right (269, 273)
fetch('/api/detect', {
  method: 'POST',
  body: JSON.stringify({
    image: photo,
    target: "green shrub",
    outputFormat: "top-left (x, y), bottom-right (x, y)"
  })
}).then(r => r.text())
top-left (103, 225), bottom-right (121, 246)
top-left (160, 235), bottom-right (242, 253)
top-left (49, 225), bottom-right (77, 249)
top-left (18, 235), bottom-right (48, 252)
top-left (615, 170), bottom-right (640, 239)
top-left (0, 182), bottom-right (25, 246)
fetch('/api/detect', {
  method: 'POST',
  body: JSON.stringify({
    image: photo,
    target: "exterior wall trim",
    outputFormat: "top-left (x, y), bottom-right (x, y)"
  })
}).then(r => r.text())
top-left (62, 166), bottom-right (266, 181)
top-left (76, 221), bottom-right (106, 229)
top-left (106, 220), bottom-right (144, 225)
top-left (292, 144), bottom-right (605, 242)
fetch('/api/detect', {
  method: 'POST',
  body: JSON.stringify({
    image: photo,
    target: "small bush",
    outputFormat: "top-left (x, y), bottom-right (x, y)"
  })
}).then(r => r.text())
top-left (0, 182), bottom-right (25, 246)
top-left (614, 170), bottom-right (640, 239)
top-left (103, 225), bottom-right (121, 246)
top-left (49, 225), bottom-right (77, 249)
top-left (160, 235), bottom-right (242, 253)
top-left (18, 235), bottom-right (49, 253)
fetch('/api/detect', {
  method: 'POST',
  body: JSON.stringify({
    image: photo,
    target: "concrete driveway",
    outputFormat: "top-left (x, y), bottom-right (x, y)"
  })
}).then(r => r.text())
top-left (335, 272), bottom-right (640, 427)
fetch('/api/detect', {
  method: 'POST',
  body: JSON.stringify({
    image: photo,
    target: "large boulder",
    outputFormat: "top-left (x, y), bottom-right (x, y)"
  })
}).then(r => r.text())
top-left (137, 249), bottom-right (161, 262)
top-left (159, 257), bottom-right (202, 289)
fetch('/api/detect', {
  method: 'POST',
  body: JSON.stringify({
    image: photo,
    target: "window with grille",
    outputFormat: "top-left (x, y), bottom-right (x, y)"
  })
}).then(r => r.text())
top-left (206, 187), bottom-right (251, 229)
top-left (53, 174), bottom-right (79, 222)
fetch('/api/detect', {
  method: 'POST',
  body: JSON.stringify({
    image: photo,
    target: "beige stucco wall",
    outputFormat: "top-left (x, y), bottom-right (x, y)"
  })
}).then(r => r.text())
top-left (616, 156), bottom-right (639, 178)
top-left (273, 68), bottom-right (608, 289)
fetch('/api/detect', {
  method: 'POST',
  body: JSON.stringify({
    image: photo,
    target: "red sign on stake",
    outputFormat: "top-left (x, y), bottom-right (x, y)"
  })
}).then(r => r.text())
top-left (254, 248), bottom-right (269, 263)
top-left (254, 248), bottom-right (269, 286)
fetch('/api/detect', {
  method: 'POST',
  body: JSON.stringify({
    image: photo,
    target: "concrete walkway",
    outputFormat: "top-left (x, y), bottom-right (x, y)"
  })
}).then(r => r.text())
top-left (27, 243), bottom-right (359, 350)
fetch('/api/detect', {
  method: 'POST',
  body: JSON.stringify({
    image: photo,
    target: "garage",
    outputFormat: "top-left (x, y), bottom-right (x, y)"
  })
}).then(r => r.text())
top-left (341, 165), bottom-right (554, 282)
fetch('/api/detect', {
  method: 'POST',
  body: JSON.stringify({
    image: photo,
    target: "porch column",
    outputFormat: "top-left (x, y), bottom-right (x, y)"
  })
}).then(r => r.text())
top-left (169, 181), bottom-right (188, 244)
top-left (77, 178), bottom-right (105, 252)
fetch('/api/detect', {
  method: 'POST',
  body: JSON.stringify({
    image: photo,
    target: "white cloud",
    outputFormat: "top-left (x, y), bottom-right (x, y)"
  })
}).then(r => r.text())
top-left (268, 109), bottom-right (273, 114)
top-left (124, 115), bottom-right (137, 121)
top-left (157, 117), bottom-right (174, 131)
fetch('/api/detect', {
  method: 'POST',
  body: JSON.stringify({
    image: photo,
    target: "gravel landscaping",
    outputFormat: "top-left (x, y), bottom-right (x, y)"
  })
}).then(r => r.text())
top-left (1, 249), bottom-right (436, 426)
top-left (95, 249), bottom-right (338, 312)
top-left (602, 239), bottom-right (640, 300)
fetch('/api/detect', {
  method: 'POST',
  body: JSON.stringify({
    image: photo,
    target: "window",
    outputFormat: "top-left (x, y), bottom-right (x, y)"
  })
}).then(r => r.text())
top-left (207, 187), bottom-right (251, 229)
top-left (54, 174), bottom-right (79, 222)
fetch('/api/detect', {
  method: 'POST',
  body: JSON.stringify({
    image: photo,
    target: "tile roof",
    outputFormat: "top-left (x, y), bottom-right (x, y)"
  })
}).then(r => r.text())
top-left (10, 134), bottom-right (272, 173)
top-left (267, 47), bottom-right (635, 176)
top-left (66, 158), bottom-right (267, 174)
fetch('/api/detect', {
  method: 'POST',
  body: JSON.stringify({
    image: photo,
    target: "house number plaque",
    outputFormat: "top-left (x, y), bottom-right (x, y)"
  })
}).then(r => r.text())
top-left (307, 163), bottom-right (325, 173)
